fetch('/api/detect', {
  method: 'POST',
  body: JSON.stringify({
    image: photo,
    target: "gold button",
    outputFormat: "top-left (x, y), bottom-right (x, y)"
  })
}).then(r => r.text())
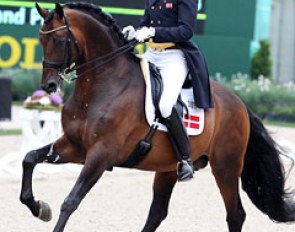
top-left (151, 6), bottom-right (155, 10)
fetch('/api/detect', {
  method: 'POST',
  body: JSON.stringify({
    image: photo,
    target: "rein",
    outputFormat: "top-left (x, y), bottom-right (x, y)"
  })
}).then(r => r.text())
top-left (68, 40), bottom-right (138, 81)
top-left (40, 13), bottom-right (138, 83)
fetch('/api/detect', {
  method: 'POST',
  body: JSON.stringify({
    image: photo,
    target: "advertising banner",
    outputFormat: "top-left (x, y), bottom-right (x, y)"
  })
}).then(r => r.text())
top-left (0, 0), bottom-right (207, 69)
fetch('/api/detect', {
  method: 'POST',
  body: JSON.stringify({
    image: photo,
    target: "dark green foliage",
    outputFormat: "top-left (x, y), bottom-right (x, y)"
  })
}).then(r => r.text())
top-left (0, 69), bottom-right (41, 100)
top-left (251, 40), bottom-right (272, 80)
top-left (0, 69), bottom-right (74, 102)
top-left (212, 73), bottom-right (295, 122)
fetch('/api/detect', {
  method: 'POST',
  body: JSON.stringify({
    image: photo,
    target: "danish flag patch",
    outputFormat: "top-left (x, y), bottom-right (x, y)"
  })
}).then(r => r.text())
top-left (183, 114), bottom-right (200, 129)
top-left (166, 2), bottom-right (173, 8)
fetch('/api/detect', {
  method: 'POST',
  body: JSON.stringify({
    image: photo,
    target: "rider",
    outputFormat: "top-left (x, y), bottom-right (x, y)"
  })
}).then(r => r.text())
top-left (123, 0), bottom-right (213, 181)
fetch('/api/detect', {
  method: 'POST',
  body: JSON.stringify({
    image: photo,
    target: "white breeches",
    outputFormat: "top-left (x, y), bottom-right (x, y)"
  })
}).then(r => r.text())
top-left (143, 48), bottom-right (188, 118)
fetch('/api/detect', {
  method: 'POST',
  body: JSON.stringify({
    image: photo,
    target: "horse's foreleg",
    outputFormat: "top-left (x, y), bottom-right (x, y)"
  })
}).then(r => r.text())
top-left (142, 171), bottom-right (177, 232)
top-left (20, 144), bottom-right (66, 221)
top-left (53, 150), bottom-right (108, 232)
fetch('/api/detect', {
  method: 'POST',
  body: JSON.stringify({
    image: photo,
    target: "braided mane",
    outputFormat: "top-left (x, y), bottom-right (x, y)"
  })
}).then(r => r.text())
top-left (45, 2), bottom-right (125, 41)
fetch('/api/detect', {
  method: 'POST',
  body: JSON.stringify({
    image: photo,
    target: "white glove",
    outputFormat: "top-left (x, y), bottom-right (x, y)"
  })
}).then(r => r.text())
top-left (135, 27), bottom-right (155, 43)
top-left (122, 25), bottom-right (136, 41)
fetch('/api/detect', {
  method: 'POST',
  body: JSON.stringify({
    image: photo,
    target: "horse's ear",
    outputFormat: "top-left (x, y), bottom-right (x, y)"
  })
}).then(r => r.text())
top-left (35, 3), bottom-right (48, 19)
top-left (55, 3), bottom-right (64, 20)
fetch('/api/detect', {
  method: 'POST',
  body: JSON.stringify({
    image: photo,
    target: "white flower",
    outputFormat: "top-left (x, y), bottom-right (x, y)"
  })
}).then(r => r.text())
top-left (24, 96), bottom-right (32, 103)
top-left (257, 75), bottom-right (271, 92)
top-left (39, 96), bottom-right (51, 105)
top-left (283, 81), bottom-right (295, 90)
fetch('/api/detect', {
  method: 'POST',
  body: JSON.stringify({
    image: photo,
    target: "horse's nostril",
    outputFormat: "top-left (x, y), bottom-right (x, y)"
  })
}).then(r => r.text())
top-left (48, 82), bottom-right (57, 93)
top-left (42, 82), bottom-right (57, 93)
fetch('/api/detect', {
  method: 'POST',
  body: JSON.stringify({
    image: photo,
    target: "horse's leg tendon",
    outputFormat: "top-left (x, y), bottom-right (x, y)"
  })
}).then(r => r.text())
top-left (211, 160), bottom-right (246, 232)
top-left (20, 144), bottom-right (66, 221)
top-left (142, 171), bottom-right (177, 232)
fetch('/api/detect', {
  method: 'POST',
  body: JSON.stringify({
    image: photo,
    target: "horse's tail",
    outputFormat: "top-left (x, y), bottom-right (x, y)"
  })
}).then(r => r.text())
top-left (241, 110), bottom-right (295, 222)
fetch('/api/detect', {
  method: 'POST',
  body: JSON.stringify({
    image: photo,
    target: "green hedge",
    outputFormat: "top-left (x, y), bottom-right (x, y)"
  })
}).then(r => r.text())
top-left (213, 73), bottom-right (295, 121)
top-left (0, 69), bottom-right (74, 101)
top-left (1, 69), bottom-right (295, 122)
top-left (0, 69), bottom-right (41, 100)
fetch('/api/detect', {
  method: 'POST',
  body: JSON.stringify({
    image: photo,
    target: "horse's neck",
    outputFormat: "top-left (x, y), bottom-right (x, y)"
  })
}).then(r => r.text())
top-left (81, 22), bottom-right (122, 60)
top-left (73, 55), bottom-right (144, 105)
top-left (71, 18), bottom-right (144, 106)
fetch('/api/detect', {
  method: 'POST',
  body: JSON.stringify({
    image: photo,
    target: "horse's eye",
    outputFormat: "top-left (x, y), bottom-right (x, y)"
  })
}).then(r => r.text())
top-left (53, 38), bottom-right (66, 46)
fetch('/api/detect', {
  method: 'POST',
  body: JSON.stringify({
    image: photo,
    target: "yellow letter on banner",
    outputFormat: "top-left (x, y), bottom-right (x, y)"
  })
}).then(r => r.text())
top-left (20, 37), bottom-right (42, 69)
top-left (0, 35), bottom-right (21, 68)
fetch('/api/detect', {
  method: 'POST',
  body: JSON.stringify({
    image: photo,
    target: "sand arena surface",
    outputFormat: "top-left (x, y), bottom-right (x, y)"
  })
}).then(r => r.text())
top-left (0, 121), bottom-right (295, 231)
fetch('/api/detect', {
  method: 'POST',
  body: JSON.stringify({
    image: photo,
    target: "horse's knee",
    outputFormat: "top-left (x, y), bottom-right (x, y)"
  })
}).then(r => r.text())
top-left (22, 150), bottom-right (38, 168)
top-left (22, 145), bottom-right (53, 167)
top-left (60, 198), bottom-right (79, 214)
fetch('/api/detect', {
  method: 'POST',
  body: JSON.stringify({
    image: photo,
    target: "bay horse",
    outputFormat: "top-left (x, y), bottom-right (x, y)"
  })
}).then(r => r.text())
top-left (20, 2), bottom-right (295, 232)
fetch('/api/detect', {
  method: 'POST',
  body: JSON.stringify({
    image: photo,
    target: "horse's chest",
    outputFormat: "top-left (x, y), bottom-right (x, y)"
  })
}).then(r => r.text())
top-left (62, 98), bottom-right (125, 147)
top-left (62, 110), bottom-right (108, 146)
top-left (61, 106), bottom-right (88, 139)
top-left (62, 115), bottom-right (82, 137)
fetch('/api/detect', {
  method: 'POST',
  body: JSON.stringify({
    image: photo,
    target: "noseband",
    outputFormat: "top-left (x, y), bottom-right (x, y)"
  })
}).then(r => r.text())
top-left (40, 12), bottom-right (137, 83)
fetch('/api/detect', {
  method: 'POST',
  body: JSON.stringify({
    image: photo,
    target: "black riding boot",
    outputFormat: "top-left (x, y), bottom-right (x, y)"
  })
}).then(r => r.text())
top-left (165, 107), bottom-right (194, 181)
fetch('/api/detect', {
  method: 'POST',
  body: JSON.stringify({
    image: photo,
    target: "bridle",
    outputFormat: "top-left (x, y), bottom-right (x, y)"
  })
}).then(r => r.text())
top-left (40, 15), bottom-right (78, 83)
top-left (40, 13), bottom-right (137, 83)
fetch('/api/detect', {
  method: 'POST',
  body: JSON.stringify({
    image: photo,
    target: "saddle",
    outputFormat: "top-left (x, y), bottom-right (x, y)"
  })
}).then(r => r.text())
top-left (141, 59), bottom-right (204, 135)
top-left (120, 58), bottom-right (204, 168)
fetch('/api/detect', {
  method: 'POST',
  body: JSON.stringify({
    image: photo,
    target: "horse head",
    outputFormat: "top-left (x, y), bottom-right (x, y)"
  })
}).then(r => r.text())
top-left (36, 2), bottom-right (126, 93)
top-left (36, 3), bottom-right (72, 93)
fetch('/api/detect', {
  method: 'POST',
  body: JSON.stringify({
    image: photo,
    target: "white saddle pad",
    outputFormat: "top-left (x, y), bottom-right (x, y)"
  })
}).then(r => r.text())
top-left (140, 59), bottom-right (204, 136)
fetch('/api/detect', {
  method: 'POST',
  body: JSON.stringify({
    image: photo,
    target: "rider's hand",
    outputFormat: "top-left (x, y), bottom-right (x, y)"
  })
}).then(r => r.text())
top-left (122, 25), bottom-right (136, 41)
top-left (135, 27), bottom-right (155, 43)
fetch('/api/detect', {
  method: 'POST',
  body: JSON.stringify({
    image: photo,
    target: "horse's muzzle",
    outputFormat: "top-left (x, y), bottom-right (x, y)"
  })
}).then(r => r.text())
top-left (41, 80), bottom-right (58, 93)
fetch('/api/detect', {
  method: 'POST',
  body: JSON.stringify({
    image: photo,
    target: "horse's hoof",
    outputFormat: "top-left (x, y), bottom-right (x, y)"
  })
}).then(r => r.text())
top-left (37, 200), bottom-right (52, 222)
